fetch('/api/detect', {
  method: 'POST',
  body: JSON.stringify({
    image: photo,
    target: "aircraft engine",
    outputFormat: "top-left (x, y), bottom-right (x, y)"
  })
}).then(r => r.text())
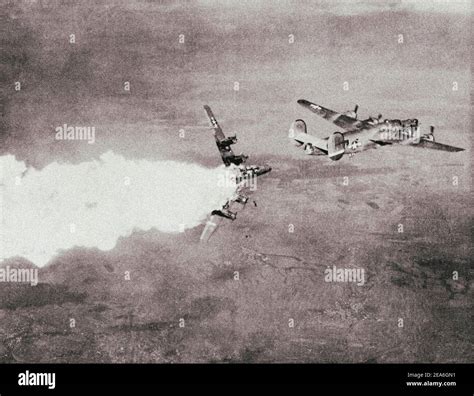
top-left (232, 154), bottom-right (248, 165)
top-left (343, 104), bottom-right (358, 119)
top-left (421, 126), bottom-right (435, 142)
top-left (217, 135), bottom-right (238, 147)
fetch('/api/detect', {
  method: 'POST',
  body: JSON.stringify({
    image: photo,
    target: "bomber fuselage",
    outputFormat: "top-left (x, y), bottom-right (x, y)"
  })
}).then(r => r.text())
top-left (339, 118), bottom-right (421, 154)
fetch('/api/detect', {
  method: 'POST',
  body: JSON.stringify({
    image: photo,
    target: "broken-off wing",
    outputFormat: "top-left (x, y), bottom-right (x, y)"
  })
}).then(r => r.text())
top-left (204, 105), bottom-right (226, 141)
top-left (200, 215), bottom-right (223, 242)
top-left (203, 104), bottom-right (243, 166)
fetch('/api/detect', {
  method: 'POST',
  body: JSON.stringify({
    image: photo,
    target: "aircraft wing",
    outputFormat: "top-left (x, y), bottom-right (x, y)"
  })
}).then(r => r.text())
top-left (413, 139), bottom-right (464, 152)
top-left (203, 105), bottom-right (246, 166)
top-left (204, 105), bottom-right (226, 141)
top-left (298, 99), bottom-right (362, 131)
top-left (200, 214), bottom-right (223, 242)
top-left (294, 131), bottom-right (328, 154)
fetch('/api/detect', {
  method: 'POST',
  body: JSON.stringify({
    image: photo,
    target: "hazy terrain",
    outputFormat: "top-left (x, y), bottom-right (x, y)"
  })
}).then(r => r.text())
top-left (0, 0), bottom-right (472, 363)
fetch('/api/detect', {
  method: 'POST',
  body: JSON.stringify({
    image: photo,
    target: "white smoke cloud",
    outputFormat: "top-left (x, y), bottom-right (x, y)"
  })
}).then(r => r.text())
top-left (0, 151), bottom-right (238, 267)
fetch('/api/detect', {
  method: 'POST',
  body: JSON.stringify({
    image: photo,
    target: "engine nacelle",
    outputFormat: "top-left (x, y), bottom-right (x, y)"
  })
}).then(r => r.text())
top-left (229, 154), bottom-right (248, 165)
top-left (217, 135), bottom-right (238, 148)
top-left (343, 104), bottom-right (358, 119)
top-left (422, 126), bottom-right (435, 142)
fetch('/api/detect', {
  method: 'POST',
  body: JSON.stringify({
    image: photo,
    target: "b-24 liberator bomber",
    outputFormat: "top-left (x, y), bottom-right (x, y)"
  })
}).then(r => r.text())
top-left (200, 105), bottom-right (271, 242)
top-left (290, 99), bottom-right (464, 161)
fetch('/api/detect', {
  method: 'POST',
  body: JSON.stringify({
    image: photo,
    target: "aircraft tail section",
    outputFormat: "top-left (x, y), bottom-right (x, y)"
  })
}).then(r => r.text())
top-left (327, 132), bottom-right (345, 160)
top-left (289, 119), bottom-right (307, 146)
top-left (289, 119), bottom-right (328, 155)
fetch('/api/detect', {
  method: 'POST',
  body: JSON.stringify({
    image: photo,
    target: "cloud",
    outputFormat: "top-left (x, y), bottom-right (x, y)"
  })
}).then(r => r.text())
top-left (0, 151), bottom-right (237, 267)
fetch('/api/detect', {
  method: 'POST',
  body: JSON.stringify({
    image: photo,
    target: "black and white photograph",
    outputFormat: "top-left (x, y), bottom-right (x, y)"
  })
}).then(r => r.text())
top-left (0, 0), bottom-right (472, 391)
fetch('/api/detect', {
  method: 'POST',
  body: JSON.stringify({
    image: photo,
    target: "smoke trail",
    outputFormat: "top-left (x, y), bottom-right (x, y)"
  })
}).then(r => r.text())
top-left (0, 151), bottom-right (238, 267)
